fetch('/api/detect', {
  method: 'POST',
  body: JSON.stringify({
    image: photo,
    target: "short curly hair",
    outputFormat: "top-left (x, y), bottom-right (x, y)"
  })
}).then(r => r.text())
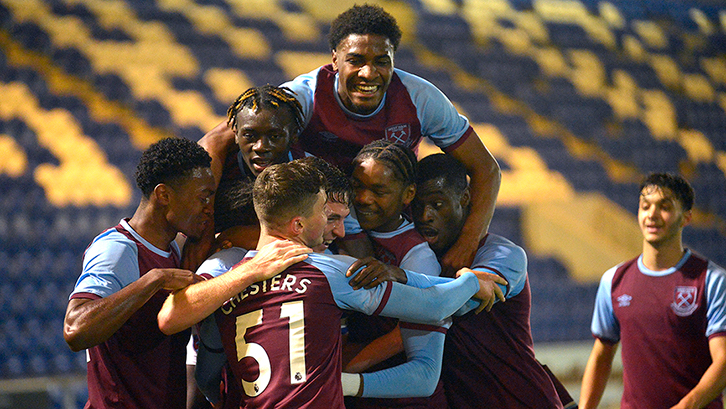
top-left (135, 137), bottom-right (212, 198)
top-left (417, 153), bottom-right (468, 197)
top-left (329, 4), bottom-right (402, 51)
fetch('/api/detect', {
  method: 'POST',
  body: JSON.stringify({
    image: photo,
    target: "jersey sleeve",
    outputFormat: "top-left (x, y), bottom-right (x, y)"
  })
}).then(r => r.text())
top-left (315, 254), bottom-right (478, 323)
top-left (195, 315), bottom-right (226, 405)
top-left (343, 209), bottom-right (363, 236)
top-left (359, 327), bottom-right (445, 398)
top-left (396, 69), bottom-right (471, 151)
top-left (706, 261), bottom-right (726, 338)
top-left (70, 233), bottom-right (140, 299)
top-left (280, 68), bottom-right (320, 126)
top-left (195, 247), bottom-right (248, 279)
top-left (591, 266), bottom-right (620, 343)
top-left (400, 242), bottom-right (441, 277)
top-left (471, 235), bottom-right (528, 300)
top-left (380, 273), bottom-right (479, 323)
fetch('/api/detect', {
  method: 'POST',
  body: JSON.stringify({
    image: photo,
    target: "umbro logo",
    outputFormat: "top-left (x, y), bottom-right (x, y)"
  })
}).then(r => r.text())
top-left (616, 294), bottom-right (632, 307)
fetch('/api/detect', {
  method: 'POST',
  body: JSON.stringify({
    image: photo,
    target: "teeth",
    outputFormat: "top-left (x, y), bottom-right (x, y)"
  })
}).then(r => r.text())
top-left (356, 84), bottom-right (378, 93)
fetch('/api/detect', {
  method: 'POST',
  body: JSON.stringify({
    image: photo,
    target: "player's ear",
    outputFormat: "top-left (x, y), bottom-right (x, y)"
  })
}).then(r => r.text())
top-left (331, 49), bottom-right (339, 71)
top-left (290, 216), bottom-right (305, 235)
top-left (459, 186), bottom-right (471, 208)
top-left (681, 209), bottom-right (693, 227)
top-left (401, 183), bottom-right (416, 206)
top-left (154, 184), bottom-right (172, 206)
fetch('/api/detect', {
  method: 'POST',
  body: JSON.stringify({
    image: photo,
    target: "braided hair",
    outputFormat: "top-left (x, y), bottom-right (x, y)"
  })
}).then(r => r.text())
top-left (226, 84), bottom-right (305, 136)
top-left (352, 140), bottom-right (417, 186)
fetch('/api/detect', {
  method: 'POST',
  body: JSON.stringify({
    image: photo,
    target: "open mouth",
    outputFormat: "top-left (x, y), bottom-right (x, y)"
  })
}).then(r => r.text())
top-left (250, 158), bottom-right (272, 171)
top-left (417, 226), bottom-right (438, 240)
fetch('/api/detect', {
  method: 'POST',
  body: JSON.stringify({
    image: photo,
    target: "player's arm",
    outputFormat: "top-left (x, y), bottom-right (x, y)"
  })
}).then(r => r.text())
top-left (402, 268), bottom-right (507, 314)
top-left (444, 133), bottom-right (501, 275)
top-left (195, 315), bottom-right (226, 406)
top-left (158, 240), bottom-right (311, 335)
top-left (198, 121), bottom-right (236, 188)
top-left (377, 272), bottom-right (481, 323)
top-left (344, 325), bottom-right (403, 373)
top-left (343, 326), bottom-right (444, 398)
top-left (671, 335), bottom-right (726, 409)
top-left (64, 267), bottom-right (197, 351)
top-left (578, 338), bottom-right (618, 409)
top-left (179, 122), bottom-right (237, 272)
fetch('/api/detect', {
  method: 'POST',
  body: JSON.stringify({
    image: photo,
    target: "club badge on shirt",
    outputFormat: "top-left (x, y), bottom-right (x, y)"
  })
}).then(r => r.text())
top-left (385, 124), bottom-right (411, 146)
top-left (671, 286), bottom-right (698, 316)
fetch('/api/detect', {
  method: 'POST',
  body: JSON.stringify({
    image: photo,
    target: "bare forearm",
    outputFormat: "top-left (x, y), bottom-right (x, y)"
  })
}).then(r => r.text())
top-left (579, 340), bottom-right (618, 409)
top-left (158, 270), bottom-right (257, 335)
top-left (443, 136), bottom-right (500, 273)
top-left (675, 364), bottom-right (726, 408)
top-left (198, 121), bottom-right (235, 187)
top-left (64, 273), bottom-right (164, 351)
top-left (461, 148), bottom-right (500, 239)
top-left (344, 326), bottom-right (403, 373)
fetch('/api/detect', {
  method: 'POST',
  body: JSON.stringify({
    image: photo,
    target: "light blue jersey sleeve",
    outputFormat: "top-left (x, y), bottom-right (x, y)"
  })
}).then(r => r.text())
top-left (706, 260), bottom-right (726, 337)
top-left (70, 231), bottom-right (140, 299)
top-left (400, 242), bottom-right (441, 277)
top-left (195, 315), bottom-right (226, 405)
top-left (343, 208), bottom-right (363, 236)
top-left (280, 68), bottom-right (319, 126)
top-left (360, 327), bottom-right (445, 398)
top-left (196, 247), bottom-right (248, 278)
top-left (397, 69), bottom-right (471, 150)
top-left (310, 254), bottom-right (478, 324)
top-left (472, 234), bottom-right (528, 300)
top-left (591, 266), bottom-right (620, 343)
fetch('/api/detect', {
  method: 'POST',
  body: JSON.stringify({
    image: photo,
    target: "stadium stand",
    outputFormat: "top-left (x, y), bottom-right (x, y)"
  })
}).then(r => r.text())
top-left (1, 0), bottom-right (725, 407)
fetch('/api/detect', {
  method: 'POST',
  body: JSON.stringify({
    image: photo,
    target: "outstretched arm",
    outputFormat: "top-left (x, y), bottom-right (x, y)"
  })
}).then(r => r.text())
top-left (158, 240), bottom-right (310, 335)
top-left (378, 272), bottom-right (480, 323)
top-left (444, 133), bottom-right (500, 276)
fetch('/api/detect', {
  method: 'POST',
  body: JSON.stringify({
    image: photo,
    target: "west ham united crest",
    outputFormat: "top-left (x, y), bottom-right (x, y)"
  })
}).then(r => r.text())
top-left (385, 124), bottom-right (411, 145)
top-left (671, 286), bottom-right (698, 316)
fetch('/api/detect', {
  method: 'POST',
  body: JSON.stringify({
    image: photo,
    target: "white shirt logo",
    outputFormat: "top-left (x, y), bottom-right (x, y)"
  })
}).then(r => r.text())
top-left (617, 294), bottom-right (632, 307)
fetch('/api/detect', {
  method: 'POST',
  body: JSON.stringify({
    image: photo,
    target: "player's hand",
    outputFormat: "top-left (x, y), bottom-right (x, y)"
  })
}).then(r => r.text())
top-left (180, 224), bottom-right (216, 272)
top-left (233, 239), bottom-right (311, 283)
top-left (346, 257), bottom-right (407, 290)
top-left (440, 236), bottom-right (478, 278)
top-left (155, 268), bottom-right (200, 291)
top-left (211, 237), bottom-right (233, 254)
top-left (457, 268), bottom-right (507, 313)
top-left (216, 224), bottom-right (261, 250)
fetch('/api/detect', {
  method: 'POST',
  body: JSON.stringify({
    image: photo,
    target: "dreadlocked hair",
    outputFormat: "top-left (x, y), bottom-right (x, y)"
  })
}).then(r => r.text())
top-left (353, 140), bottom-right (417, 186)
top-left (226, 84), bottom-right (305, 135)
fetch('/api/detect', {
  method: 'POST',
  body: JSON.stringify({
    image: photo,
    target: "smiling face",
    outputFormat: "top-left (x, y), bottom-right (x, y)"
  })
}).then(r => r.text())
top-left (638, 185), bottom-right (690, 249)
top-left (166, 167), bottom-right (216, 240)
top-left (412, 176), bottom-right (469, 257)
top-left (234, 106), bottom-right (296, 176)
top-left (332, 33), bottom-right (395, 115)
top-left (351, 158), bottom-right (414, 232)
